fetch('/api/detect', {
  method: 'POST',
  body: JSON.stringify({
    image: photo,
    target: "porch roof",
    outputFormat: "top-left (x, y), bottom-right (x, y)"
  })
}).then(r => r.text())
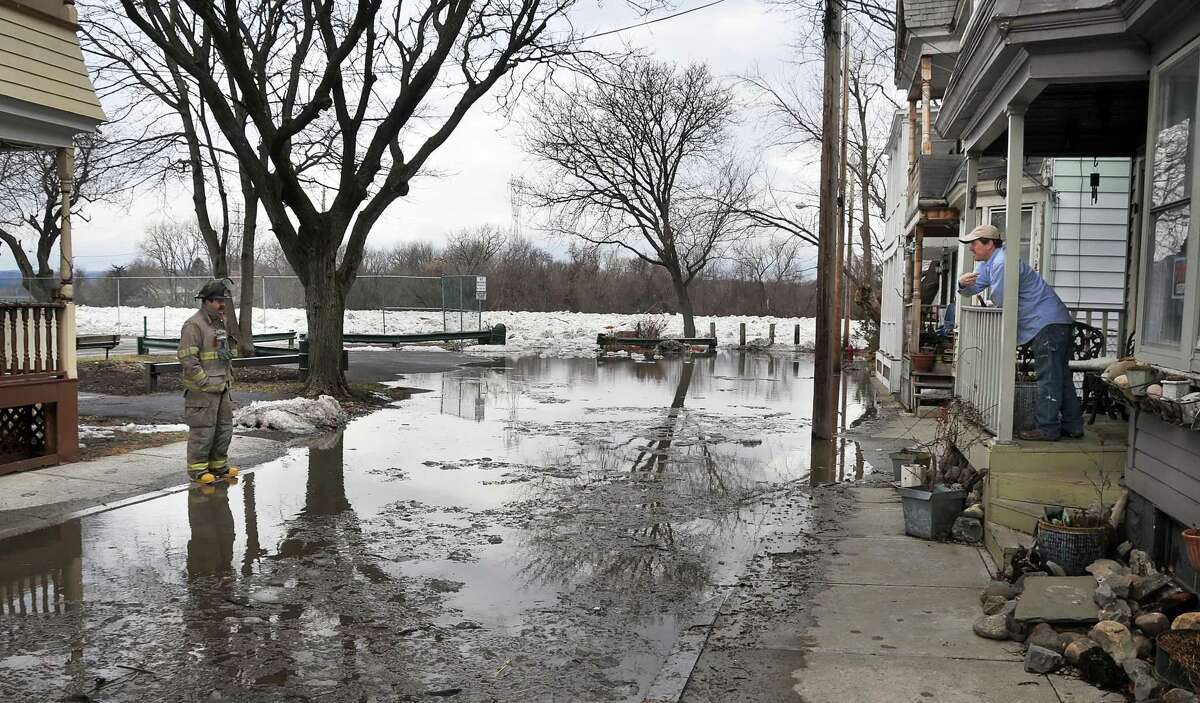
top-left (0, 1), bottom-right (105, 148)
top-left (935, 0), bottom-right (1188, 156)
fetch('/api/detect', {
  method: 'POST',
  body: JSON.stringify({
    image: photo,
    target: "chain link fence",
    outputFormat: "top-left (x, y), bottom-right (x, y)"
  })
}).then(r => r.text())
top-left (2, 274), bottom-right (486, 335)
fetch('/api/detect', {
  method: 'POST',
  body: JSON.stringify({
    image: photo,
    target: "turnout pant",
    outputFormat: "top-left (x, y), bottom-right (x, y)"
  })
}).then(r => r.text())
top-left (185, 388), bottom-right (233, 476)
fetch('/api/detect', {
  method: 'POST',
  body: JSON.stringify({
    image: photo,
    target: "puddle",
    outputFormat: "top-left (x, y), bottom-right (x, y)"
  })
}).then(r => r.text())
top-left (0, 352), bottom-right (869, 701)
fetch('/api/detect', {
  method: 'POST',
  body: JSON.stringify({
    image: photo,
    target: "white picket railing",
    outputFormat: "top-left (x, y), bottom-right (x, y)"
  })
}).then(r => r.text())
top-left (955, 305), bottom-right (1003, 434)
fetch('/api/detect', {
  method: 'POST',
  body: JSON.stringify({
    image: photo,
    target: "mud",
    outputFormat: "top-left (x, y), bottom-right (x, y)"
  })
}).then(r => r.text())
top-left (0, 353), bottom-right (876, 702)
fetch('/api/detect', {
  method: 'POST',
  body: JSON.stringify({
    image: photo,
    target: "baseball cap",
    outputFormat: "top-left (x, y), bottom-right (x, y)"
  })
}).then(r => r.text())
top-left (959, 223), bottom-right (1003, 244)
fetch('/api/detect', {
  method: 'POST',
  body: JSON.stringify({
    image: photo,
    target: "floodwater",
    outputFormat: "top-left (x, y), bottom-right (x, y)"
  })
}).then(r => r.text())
top-left (0, 352), bottom-right (876, 702)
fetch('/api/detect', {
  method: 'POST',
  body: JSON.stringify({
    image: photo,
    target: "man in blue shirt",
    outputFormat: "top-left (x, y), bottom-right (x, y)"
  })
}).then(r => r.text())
top-left (957, 224), bottom-right (1083, 441)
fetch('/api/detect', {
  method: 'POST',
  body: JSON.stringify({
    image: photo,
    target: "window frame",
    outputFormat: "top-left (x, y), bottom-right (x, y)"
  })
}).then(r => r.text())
top-left (1135, 39), bottom-right (1200, 373)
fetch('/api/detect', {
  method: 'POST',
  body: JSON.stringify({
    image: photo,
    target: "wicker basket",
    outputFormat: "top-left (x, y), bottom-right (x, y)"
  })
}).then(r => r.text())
top-left (1036, 520), bottom-right (1108, 576)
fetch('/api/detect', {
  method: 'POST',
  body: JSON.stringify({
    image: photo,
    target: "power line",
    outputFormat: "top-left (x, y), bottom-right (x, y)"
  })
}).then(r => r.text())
top-left (576, 0), bottom-right (730, 43)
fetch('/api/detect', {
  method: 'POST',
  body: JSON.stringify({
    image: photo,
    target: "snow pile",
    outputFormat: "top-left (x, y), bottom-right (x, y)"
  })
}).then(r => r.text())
top-left (78, 306), bottom-right (854, 357)
top-left (79, 423), bottom-right (190, 439)
top-left (233, 395), bottom-right (346, 434)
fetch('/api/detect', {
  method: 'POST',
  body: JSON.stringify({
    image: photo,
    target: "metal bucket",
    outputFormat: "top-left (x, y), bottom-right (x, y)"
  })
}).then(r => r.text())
top-left (898, 486), bottom-right (966, 540)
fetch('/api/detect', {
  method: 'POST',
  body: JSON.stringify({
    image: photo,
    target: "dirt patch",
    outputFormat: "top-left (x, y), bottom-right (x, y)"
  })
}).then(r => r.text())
top-left (76, 417), bottom-right (187, 461)
top-left (79, 356), bottom-right (299, 395)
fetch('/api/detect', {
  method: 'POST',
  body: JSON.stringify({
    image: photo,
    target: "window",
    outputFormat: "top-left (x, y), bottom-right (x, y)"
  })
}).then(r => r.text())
top-left (1143, 50), bottom-right (1197, 348)
top-left (988, 205), bottom-right (1035, 264)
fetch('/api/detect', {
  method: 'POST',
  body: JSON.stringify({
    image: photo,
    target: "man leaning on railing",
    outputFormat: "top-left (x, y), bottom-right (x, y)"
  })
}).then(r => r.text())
top-left (957, 224), bottom-right (1084, 442)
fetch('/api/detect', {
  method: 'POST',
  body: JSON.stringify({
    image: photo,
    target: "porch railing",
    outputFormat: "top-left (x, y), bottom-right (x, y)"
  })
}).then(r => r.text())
top-left (1, 303), bottom-right (64, 377)
top-left (1069, 307), bottom-right (1126, 356)
top-left (955, 305), bottom-right (1003, 433)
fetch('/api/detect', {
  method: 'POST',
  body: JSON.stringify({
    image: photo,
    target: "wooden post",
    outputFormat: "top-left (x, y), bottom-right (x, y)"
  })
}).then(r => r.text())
top-left (55, 147), bottom-right (76, 380)
top-left (907, 100), bottom-right (918, 172)
top-left (996, 105), bottom-right (1026, 443)
top-left (833, 36), bottom-right (849, 375)
top-left (910, 227), bottom-right (924, 357)
top-left (769, 323), bottom-right (776, 345)
top-left (739, 322), bottom-right (746, 348)
top-left (812, 0), bottom-right (842, 441)
top-left (920, 56), bottom-right (933, 155)
top-left (794, 324), bottom-right (800, 345)
top-left (954, 153), bottom-right (979, 398)
top-left (708, 321), bottom-right (716, 339)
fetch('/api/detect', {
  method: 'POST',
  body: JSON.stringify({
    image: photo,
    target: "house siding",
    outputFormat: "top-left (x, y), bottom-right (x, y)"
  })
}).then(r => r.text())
top-left (1045, 158), bottom-right (1130, 310)
top-left (1126, 411), bottom-right (1200, 530)
top-left (0, 4), bottom-right (105, 124)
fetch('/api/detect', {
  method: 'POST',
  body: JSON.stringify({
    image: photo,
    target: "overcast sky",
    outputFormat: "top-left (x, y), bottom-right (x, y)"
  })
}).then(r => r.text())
top-left (2, 0), bottom-right (818, 274)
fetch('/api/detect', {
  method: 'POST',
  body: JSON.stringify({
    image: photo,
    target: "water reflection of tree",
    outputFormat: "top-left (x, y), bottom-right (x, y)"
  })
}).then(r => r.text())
top-left (515, 361), bottom-right (761, 619)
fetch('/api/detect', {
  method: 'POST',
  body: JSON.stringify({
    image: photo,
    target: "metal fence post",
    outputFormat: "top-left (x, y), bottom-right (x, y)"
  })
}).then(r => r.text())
top-left (116, 277), bottom-right (121, 335)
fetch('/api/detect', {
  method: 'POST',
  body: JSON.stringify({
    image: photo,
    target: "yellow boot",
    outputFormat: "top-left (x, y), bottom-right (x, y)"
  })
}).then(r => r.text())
top-left (193, 472), bottom-right (216, 484)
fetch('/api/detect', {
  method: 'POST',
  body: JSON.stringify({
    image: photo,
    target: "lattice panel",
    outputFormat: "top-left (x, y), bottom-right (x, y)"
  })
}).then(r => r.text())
top-left (0, 404), bottom-right (48, 464)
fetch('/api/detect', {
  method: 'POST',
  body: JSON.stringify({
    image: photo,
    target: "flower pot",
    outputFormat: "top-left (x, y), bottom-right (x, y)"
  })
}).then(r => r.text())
top-left (1036, 520), bottom-right (1108, 576)
top-left (1163, 378), bottom-right (1194, 400)
top-left (888, 449), bottom-right (930, 480)
top-left (897, 485), bottom-right (966, 540)
top-left (911, 351), bottom-right (935, 373)
top-left (1156, 630), bottom-right (1200, 692)
top-left (900, 463), bottom-right (926, 488)
top-left (1184, 528), bottom-right (1200, 569)
top-left (1126, 366), bottom-right (1158, 395)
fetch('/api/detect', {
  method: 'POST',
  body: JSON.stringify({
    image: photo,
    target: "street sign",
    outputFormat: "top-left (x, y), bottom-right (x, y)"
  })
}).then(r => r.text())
top-left (476, 276), bottom-right (487, 301)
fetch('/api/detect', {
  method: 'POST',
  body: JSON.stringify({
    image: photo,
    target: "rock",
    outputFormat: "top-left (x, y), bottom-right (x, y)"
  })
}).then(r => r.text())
top-left (486, 535), bottom-right (504, 544)
top-left (1089, 620), bottom-right (1138, 662)
top-left (1123, 658), bottom-right (1164, 701)
top-left (962, 503), bottom-right (984, 518)
top-left (967, 487), bottom-right (982, 505)
top-left (1132, 634), bottom-right (1153, 659)
top-left (1005, 602), bottom-right (1029, 641)
top-left (1078, 647), bottom-right (1130, 691)
top-left (1098, 600), bottom-right (1133, 628)
top-left (1128, 549), bottom-right (1156, 577)
top-left (1117, 541), bottom-right (1133, 559)
top-left (952, 516), bottom-right (983, 544)
top-left (1015, 571), bottom-right (1047, 593)
top-left (1157, 588), bottom-right (1198, 617)
top-left (982, 580), bottom-right (1017, 602)
top-left (973, 613), bottom-right (1010, 640)
top-left (1104, 574), bottom-right (1135, 599)
top-left (1164, 689), bottom-right (1200, 703)
top-left (981, 595), bottom-right (1008, 615)
top-left (1026, 623), bottom-right (1063, 653)
top-left (1094, 582), bottom-right (1119, 608)
top-left (1172, 612), bottom-right (1200, 630)
top-left (654, 339), bottom-right (687, 355)
top-left (1135, 612), bottom-right (1170, 636)
top-left (1064, 638), bottom-right (1100, 665)
top-left (1087, 559), bottom-right (1130, 580)
top-left (1024, 645), bottom-right (1064, 673)
top-left (1045, 561), bottom-right (1067, 577)
top-left (250, 587), bottom-right (287, 605)
top-left (1130, 573), bottom-right (1172, 602)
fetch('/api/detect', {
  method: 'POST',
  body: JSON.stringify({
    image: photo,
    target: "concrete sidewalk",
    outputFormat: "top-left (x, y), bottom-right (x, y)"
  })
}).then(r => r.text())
top-left (0, 435), bottom-right (287, 541)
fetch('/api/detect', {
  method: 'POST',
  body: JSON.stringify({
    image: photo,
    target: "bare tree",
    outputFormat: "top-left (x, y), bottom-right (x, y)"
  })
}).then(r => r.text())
top-left (733, 234), bottom-right (804, 315)
top-left (0, 131), bottom-right (147, 301)
top-left (105, 0), bottom-right (600, 396)
top-left (443, 225), bottom-right (508, 274)
top-left (526, 59), bottom-right (753, 336)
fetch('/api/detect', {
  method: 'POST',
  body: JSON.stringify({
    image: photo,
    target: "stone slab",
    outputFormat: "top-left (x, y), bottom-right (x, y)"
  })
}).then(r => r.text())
top-left (790, 654), bottom-right (1063, 703)
top-left (1014, 576), bottom-right (1100, 625)
top-left (802, 583), bottom-right (1019, 660)
top-left (820, 536), bottom-right (992, 588)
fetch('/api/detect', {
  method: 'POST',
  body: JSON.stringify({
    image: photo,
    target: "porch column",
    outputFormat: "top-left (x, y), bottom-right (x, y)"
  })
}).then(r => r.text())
top-left (920, 56), bottom-right (933, 155)
top-left (56, 147), bottom-right (77, 380)
top-left (996, 105), bottom-right (1025, 442)
top-left (953, 153), bottom-right (979, 396)
top-left (908, 100), bottom-right (918, 172)
top-left (910, 227), bottom-right (924, 357)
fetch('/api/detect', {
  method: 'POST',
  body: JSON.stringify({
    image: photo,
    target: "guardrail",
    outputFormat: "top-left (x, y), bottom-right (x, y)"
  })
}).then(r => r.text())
top-left (137, 330), bottom-right (296, 355)
top-left (955, 305), bottom-right (1003, 433)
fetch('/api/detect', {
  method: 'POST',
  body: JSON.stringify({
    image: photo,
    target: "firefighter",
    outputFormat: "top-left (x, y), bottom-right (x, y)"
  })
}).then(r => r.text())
top-left (178, 279), bottom-right (240, 484)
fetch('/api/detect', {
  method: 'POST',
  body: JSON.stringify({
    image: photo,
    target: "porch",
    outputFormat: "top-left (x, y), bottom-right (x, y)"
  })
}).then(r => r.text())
top-left (0, 302), bottom-right (79, 474)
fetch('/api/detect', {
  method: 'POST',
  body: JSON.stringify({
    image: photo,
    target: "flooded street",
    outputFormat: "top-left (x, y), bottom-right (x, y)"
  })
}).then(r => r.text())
top-left (0, 352), bottom-right (874, 702)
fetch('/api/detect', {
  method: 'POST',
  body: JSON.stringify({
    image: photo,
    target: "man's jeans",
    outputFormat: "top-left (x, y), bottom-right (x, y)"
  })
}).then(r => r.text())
top-left (1032, 323), bottom-right (1084, 439)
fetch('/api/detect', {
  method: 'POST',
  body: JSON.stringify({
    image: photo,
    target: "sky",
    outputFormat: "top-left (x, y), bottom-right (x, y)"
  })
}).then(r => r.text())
top-left (1, 0), bottom-right (819, 274)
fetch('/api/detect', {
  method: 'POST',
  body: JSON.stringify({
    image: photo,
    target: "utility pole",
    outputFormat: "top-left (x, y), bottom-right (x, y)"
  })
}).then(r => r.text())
top-left (812, 0), bottom-right (842, 441)
top-left (833, 28), bottom-right (849, 376)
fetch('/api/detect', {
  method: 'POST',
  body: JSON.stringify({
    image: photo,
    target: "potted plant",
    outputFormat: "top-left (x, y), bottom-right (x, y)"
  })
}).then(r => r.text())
top-left (1035, 470), bottom-right (1113, 576)
top-left (895, 399), bottom-right (985, 539)
top-left (1184, 525), bottom-right (1200, 569)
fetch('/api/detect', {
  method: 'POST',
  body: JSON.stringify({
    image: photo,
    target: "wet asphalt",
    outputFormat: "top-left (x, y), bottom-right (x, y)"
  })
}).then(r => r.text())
top-left (0, 352), bottom-right (879, 702)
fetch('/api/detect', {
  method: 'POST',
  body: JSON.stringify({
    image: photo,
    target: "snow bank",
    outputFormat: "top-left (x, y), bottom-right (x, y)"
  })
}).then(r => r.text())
top-left (78, 306), bottom-right (850, 357)
top-left (79, 423), bottom-right (190, 439)
top-left (233, 395), bottom-right (346, 434)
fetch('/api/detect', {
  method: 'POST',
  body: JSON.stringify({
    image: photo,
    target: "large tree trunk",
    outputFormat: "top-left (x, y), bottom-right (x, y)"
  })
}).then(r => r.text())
top-left (670, 273), bottom-right (697, 337)
top-left (237, 174), bottom-right (259, 357)
top-left (303, 251), bottom-right (351, 397)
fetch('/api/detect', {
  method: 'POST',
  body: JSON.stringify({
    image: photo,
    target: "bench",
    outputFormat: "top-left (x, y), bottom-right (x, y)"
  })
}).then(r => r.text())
top-left (137, 330), bottom-right (296, 355)
top-left (76, 334), bottom-right (121, 359)
top-left (339, 324), bottom-right (506, 347)
top-left (142, 344), bottom-right (347, 392)
top-left (595, 334), bottom-right (718, 350)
